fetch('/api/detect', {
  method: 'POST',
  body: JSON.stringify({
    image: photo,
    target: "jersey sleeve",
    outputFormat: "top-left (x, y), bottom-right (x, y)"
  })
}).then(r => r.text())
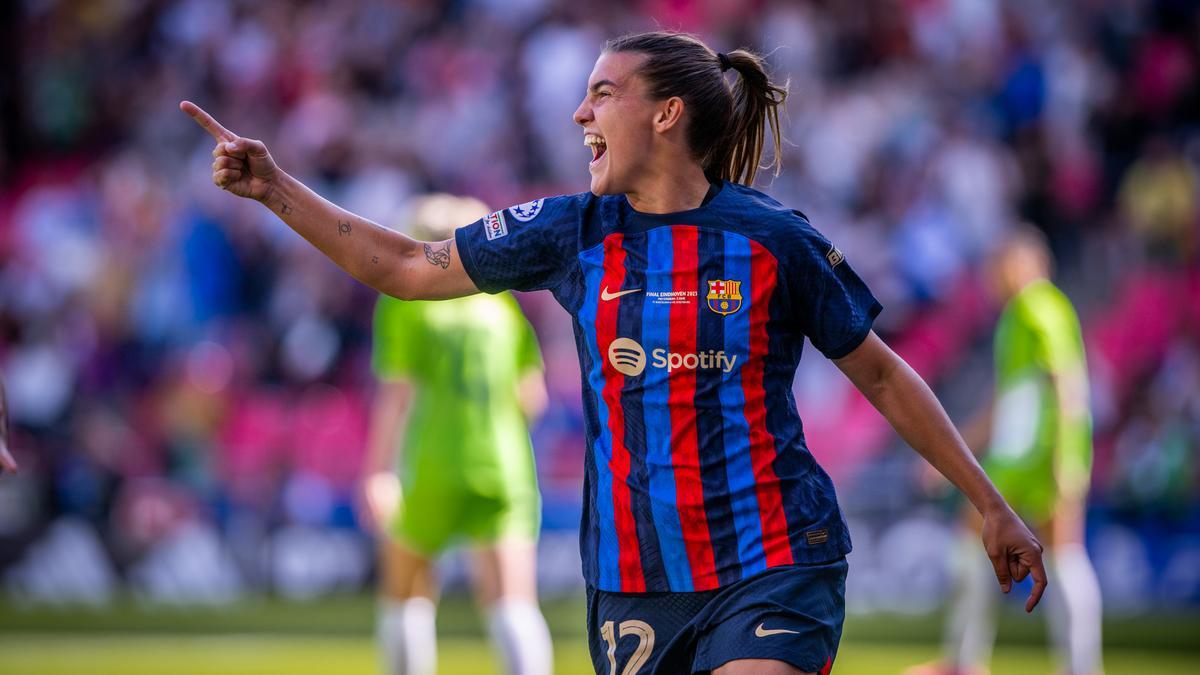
top-left (371, 295), bottom-right (422, 380)
top-left (784, 216), bottom-right (883, 359)
top-left (1026, 293), bottom-right (1086, 376)
top-left (454, 195), bottom-right (582, 294)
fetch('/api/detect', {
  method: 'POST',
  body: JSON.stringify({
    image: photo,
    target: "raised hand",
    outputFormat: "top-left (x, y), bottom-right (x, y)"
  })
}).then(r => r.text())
top-left (981, 505), bottom-right (1048, 612)
top-left (180, 101), bottom-right (279, 202)
top-left (178, 100), bottom-right (478, 301)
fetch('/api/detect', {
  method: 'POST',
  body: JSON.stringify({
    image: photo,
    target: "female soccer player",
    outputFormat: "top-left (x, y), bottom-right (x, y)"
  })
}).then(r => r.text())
top-left (362, 195), bottom-right (552, 675)
top-left (183, 30), bottom-right (1046, 675)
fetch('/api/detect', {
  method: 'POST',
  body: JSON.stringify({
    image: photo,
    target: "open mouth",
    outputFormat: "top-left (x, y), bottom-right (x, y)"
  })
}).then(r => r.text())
top-left (585, 134), bottom-right (607, 164)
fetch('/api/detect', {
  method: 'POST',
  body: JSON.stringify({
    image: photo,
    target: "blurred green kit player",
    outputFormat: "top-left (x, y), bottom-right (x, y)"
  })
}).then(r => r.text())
top-left (912, 227), bottom-right (1102, 675)
top-left (362, 195), bottom-right (552, 675)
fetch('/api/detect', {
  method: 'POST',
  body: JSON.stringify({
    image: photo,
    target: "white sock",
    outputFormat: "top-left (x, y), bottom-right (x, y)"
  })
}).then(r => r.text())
top-left (1046, 545), bottom-right (1104, 675)
top-left (377, 597), bottom-right (437, 675)
top-left (487, 598), bottom-right (553, 675)
top-left (943, 532), bottom-right (997, 670)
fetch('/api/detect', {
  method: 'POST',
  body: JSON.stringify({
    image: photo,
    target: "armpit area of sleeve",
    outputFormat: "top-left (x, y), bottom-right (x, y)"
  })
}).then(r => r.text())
top-left (454, 226), bottom-right (502, 295)
top-left (820, 300), bottom-right (883, 360)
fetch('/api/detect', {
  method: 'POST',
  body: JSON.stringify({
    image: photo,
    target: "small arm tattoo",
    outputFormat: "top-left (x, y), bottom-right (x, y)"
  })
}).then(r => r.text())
top-left (338, 221), bottom-right (351, 236)
top-left (424, 241), bottom-right (451, 269)
top-left (280, 202), bottom-right (293, 215)
top-left (371, 255), bottom-right (379, 265)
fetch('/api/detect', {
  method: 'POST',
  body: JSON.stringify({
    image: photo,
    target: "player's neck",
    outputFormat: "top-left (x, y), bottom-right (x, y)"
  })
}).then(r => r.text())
top-left (1005, 273), bottom-right (1048, 300)
top-left (624, 164), bottom-right (712, 214)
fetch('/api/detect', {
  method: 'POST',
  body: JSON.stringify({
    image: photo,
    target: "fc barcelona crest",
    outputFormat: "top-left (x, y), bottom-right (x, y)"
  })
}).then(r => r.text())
top-left (706, 279), bottom-right (743, 315)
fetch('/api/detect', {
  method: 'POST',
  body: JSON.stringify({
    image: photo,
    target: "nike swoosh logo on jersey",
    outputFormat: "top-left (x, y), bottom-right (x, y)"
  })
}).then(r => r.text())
top-left (755, 623), bottom-right (801, 638)
top-left (600, 286), bottom-right (642, 301)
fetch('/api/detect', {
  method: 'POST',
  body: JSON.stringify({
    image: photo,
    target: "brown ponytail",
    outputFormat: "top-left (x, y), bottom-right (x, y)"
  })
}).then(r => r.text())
top-left (605, 31), bottom-right (788, 185)
top-left (717, 50), bottom-right (788, 184)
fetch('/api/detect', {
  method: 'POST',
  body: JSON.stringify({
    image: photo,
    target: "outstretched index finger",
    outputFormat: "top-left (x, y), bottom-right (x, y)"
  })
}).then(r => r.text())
top-left (180, 101), bottom-right (235, 142)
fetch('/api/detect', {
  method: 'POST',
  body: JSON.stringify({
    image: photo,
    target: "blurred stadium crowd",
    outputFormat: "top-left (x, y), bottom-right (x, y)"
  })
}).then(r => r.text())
top-left (0, 0), bottom-right (1197, 611)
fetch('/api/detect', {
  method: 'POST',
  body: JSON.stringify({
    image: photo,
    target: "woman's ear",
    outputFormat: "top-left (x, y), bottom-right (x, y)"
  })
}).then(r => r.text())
top-left (654, 96), bottom-right (685, 133)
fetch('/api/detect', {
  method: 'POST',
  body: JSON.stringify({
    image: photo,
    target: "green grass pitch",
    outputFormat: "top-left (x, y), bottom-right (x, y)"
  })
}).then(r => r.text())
top-left (2, 634), bottom-right (1197, 674)
top-left (0, 596), bottom-right (1195, 674)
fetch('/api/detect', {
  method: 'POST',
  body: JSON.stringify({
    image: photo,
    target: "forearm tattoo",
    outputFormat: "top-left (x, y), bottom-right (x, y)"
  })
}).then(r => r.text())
top-left (280, 202), bottom-right (293, 215)
top-left (424, 241), bottom-right (451, 269)
top-left (338, 220), bottom-right (352, 236)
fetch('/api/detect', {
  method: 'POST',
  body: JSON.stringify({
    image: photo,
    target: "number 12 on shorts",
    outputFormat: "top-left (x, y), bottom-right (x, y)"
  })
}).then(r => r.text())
top-left (600, 619), bottom-right (656, 675)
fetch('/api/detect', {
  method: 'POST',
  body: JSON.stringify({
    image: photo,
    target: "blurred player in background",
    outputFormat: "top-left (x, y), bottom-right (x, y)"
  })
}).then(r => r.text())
top-left (1, 376), bottom-right (17, 474)
top-left (361, 194), bottom-right (553, 675)
top-left (183, 29), bottom-right (1047, 675)
top-left (910, 227), bottom-right (1102, 675)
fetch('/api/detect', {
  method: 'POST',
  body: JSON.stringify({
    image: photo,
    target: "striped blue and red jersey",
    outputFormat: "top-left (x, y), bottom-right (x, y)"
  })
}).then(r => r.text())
top-left (456, 182), bottom-right (881, 593)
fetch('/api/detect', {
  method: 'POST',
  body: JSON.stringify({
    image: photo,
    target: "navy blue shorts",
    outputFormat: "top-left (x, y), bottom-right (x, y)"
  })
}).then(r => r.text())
top-left (586, 559), bottom-right (847, 674)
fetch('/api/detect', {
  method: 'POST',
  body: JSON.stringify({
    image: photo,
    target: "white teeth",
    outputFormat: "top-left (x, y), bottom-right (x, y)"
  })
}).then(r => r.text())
top-left (585, 134), bottom-right (607, 163)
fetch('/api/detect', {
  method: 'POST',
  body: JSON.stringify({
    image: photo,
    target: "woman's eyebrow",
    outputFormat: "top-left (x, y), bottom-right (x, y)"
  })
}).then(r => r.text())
top-left (589, 79), bottom-right (618, 94)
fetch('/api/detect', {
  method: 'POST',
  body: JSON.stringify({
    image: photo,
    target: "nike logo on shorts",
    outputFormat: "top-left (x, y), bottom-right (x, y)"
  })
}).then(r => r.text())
top-left (755, 623), bottom-right (800, 638)
top-left (601, 286), bottom-right (642, 301)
